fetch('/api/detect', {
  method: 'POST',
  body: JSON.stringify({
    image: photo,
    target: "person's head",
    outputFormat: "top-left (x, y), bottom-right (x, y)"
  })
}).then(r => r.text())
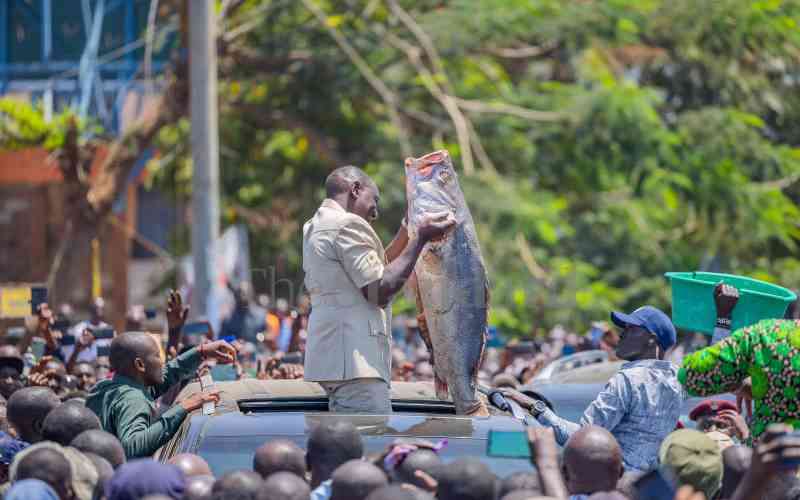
top-left (261, 472), bottom-right (310, 500)
top-left (563, 425), bottom-right (623, 495)
top-left (41, 401), bottom-right (100, 445)
top-left (109, 332), bottom-right (163, 386)
top-left (330, 460), bottom-right (388, 500)
top-left (184, 475), bottom-right (215, 500)
top-left (70, 363), bottom-right (96, 392)
top-left (90, 297), bottom-right (105, 324)
top-left (105, 459), bottom-right (186, 500)
top-left (762, 474), bottom-right (800, 500)
top-left (659, 429), bottom-right (723, 500)
top-left (325, 166), bottom-right (380, 223)
top-left (0, 345), bottom-right (25, 399)
top-left (498, 472), bottom-right (542, 498)
top-left (164, 453), bottom-right (210, 478)
top-left (689, 400), bottom-right (740, 439)
top-left (720, 446), bottom-right (752, 499)
top-left (306, 420), bottom-right (364, 487)
top-left (7, 387), bottom-right (61, 443)
top-left (70, 429), bottom-right (125, 469)
top-left (436, 458), bottom-right (496, 500)
top-left (610, 306), bottom-right (676, 361)
top-left (211, 470), bottom-right (264, 500)
top-left (501, 491), bottom-right (552, 500)
top-left (14, 446), bottom-right (73, 500)
top-left (391, 449), bottom-right (442, 490)
top-left (253, 439), bottom-right (306, 479)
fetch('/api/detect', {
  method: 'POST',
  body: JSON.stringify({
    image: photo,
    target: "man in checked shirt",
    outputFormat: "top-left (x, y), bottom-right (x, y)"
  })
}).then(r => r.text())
top-left (503, 305), bottom-right (685, 472)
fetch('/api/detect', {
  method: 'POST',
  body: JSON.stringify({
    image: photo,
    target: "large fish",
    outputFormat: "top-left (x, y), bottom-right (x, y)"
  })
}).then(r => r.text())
top-left (405, 150), bottom-right (489, 416)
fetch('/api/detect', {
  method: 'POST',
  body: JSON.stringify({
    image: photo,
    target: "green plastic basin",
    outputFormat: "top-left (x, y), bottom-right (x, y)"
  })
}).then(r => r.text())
top-left (664, 272), bottom-right (796, 335)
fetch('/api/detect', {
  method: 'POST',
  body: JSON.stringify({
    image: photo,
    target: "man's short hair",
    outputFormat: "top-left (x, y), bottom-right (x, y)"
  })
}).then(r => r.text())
top-left (253, 439), bottom-right (306, 479)
top-left (42, 401), bottom-right (101, 445)
top-left (330, 460), bottom-right (388, 500)
top-left (14, 446), bottom-right (72, 498)
top-left (306, 421), bottom-right (363, 474)
top-left (7, 387), bottom-right (60, 442)
top-left (71, 429), bottom-right (126, 468)
top-left (436, 458), bottom-right (496, 500)
top-left (392, 449), bottom-right (442, 488)
top-left (109, 332), bottom-right (156, 372)
top-left (262, 472), bottom-right (310, 500)
top-left (365, 485), bottom-right (428, 500)
top-left (211, 470), bottom-right (264, 500)
top-left (325, 166), bottom-right (373, 198)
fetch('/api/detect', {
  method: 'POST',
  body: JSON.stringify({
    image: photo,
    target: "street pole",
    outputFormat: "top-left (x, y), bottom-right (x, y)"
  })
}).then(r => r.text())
top-left (189, 0), bottom-right (220, 330)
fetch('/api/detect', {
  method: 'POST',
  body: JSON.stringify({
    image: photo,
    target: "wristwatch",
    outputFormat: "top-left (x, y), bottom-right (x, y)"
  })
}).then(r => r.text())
top-left (530, 399), bottom-right (549, 417)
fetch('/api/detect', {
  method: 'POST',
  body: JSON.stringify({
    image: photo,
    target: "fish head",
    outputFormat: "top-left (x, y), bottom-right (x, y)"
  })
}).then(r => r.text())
top-left (404, 150), bottom-right (466, 238)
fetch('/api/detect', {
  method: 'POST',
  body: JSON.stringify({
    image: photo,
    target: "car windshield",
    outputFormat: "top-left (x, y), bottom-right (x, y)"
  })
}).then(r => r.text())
top-left (196, 434), bottom-right (534, 478)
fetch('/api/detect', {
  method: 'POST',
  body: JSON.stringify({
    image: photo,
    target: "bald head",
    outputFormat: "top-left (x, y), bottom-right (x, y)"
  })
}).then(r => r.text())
top-left (42, 400), bottom-right (101, 445)
top-left (366, 485), bottom-right (429, 500)
top-left (721, 446), bottom-right (752, 499)
top-left (563, 426), bottom-right (623, 495)
top-left (307, 421), bottom-right (363, 487)
top-left (169, 453), bottom-right (212, 477)
top-left (15, 447), bottom-right (73, 500)
top-left (212, 470), bottom-right (264, 500)
top-left (253, 439), bottom-right (306, 479)
top-left (325, 166), bottom-right (374, 198)
top-left (109, 332), bottom-right (158, 373)
top-left (71, 429), bottom-right (125, 468)
top-left (262, 472), bottom-right (310, 500)
top-left (7, 387), bottom-right (60, 443)
top-left (330, 460), bottom-right (388, 500)
top-left (436, 458), bottom-right (496, 500)
top-left (392, 449), bottom-right (442, 489)
top-left (185, 475), bottom-right (215, 500)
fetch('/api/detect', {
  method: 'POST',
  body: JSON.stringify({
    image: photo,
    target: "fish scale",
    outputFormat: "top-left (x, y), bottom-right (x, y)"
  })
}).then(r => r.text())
top-left (405, 150), bottom-right (489, 415)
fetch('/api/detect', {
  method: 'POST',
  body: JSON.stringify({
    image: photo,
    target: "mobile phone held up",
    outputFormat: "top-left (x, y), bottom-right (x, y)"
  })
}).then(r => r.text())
top-left (486, 430), bottom-right (530, 459)
top-left (89, 327), bottom-right (115, 340)
top-left (30, 287), bottom-right (47, 315)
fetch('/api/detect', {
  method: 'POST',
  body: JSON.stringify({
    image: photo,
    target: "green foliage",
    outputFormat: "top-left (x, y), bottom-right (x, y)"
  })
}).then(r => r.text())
top-left (9, 0), bottom-right (800, 339)
top-left (0, 98), bottom-right (92, 151)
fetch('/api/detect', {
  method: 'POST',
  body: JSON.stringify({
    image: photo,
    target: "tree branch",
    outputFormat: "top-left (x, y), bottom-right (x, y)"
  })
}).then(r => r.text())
top-left (300, 0), bottom-right (413, 158)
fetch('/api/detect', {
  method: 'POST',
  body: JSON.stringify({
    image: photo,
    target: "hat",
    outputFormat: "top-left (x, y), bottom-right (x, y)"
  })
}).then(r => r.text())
top-left (104, 459), bottom-right (186, 500)
top-left (689, 399), bottom-right (738, 421)
top-left (659, 429), bottom-right (722, 499)
top-left (611, 305), bottom-right (676, 351)
top-left (4, 479), bottom-right (59, 500)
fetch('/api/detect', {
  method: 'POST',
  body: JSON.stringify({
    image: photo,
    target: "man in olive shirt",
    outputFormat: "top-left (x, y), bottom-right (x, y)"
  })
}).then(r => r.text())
top-left (86, 332), bottom-right (235, 458)
top-left (303, 166), bottom-right (454, 413)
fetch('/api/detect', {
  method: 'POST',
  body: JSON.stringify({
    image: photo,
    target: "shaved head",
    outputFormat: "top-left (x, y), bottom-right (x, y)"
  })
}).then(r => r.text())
top-left (325, 166), bottom-right (374, 198)
top-left (42, 400), bottom-right (101, 445)
top-left (307, 420), bottom-right (363, 487)
top-left (330, 460), bottom-right (388, 500)
top-left (563, 426), bottom-right (623, 495)
top-left (262, 472), bottom-right (310, 500)
top-left (7, 387), bottom-right (60, 443)
top-left (253, 439), bottom-right (306, 479)
top-left (71, 429), bottom-right (126, 468)
top-left (110, 332), bottom-right (158, 371)
top-left (185, 475), bottom-right (215, 500)
top-left (392, 449), bottom-right (442, 489)
top-left (15, 447), bottom-right (73, 500)
top-left (212, 470), bottom-right (264, 500)
top-left (169, 453), bottom-right (212, 477)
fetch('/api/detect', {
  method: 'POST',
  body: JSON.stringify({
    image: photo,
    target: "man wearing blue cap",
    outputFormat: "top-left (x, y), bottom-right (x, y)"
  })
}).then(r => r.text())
top-left (503, 305), bottom-right (685, 472)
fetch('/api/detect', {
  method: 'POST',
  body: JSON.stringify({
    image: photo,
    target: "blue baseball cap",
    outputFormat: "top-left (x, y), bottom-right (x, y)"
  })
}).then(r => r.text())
top-left (610, 305), bottom-right (676, 351)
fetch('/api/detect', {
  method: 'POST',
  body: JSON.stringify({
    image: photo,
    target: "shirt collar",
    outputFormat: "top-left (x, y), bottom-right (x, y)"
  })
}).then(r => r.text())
top-left (621, 358), bottom-right (676, 371)
top-left (112, 373), bottom-right (148, 391)
top-left (321, 198), bottom-right (345, 212)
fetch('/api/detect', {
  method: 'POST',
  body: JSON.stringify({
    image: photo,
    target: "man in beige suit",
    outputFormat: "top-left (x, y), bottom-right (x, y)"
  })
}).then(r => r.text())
top-left (303, 166), bottom-right (454, 413)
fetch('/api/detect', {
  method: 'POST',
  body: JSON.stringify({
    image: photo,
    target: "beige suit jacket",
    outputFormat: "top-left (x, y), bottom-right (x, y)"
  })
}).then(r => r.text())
top-left (302, 199), bottom-right (392, 383)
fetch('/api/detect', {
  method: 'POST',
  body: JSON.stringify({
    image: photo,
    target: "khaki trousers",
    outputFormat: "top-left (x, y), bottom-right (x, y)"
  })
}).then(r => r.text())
top-left (320, 378), bottom-right (392, 414)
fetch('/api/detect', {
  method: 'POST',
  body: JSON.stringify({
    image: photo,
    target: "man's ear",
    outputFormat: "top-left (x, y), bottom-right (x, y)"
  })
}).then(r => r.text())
top-left (350, 181), bottom-right (361, 199)
top-left (32, 417), bottom-right (44, 435)
top-left (134, 357), bottom-right (146, 373)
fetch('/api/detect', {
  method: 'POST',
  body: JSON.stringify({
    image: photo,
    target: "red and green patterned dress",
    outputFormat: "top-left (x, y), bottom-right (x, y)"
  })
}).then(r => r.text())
top-left (678, 319), bottom-right (800, 442)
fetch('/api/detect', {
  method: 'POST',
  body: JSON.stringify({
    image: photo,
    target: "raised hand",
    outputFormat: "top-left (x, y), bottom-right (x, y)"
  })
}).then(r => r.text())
top-left (166, 290), bottom-right (190, 332)
top-left (199, 340), bottom-right (237, 364)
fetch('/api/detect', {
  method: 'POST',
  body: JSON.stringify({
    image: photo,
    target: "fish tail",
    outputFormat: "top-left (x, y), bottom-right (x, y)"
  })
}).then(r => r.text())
top-left (434, 373), bottom-right (449, 401)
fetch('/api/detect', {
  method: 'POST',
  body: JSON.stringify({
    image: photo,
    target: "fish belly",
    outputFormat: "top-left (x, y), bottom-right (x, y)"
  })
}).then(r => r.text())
top-left (415, 225), bottom-right (487, 414)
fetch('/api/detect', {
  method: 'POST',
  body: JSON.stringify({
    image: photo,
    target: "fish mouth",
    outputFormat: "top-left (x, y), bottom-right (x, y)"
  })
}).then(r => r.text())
top-left (406, 150), bottom-right (449, 179)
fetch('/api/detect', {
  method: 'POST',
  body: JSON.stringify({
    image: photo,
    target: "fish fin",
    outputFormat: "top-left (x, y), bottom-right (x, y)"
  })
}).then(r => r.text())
top-left (434, 373), bottom-right (449, 401)
top-left (411, 272), bottom-right (435, 362)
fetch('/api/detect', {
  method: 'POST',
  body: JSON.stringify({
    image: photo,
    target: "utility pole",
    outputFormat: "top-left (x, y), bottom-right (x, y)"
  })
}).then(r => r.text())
top-left (189, 0), bottom-right (220, 330)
